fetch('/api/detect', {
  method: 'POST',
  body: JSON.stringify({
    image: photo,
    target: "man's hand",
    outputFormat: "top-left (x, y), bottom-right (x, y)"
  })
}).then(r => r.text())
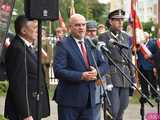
top-left (131, 83), bottom-right (137, 90)
top-left (24, 116), bottom-right (33, 120)
top-left (81, 66), bottom-right (97, 81)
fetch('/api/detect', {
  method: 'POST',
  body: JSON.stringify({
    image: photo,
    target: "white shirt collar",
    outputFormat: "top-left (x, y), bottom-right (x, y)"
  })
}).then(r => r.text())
top-left (73, 37), bottom-right (85, 44)
top-left (19, 35), bottom-right (33, 47)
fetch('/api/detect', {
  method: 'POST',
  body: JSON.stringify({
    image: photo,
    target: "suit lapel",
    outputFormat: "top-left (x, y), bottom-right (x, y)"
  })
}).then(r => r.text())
top-left (68, 36), bottom-right (95, 68)
top-left (85, 40), bottom-right (93, 66)
top-left (70, 37), bottom-right (85, 64)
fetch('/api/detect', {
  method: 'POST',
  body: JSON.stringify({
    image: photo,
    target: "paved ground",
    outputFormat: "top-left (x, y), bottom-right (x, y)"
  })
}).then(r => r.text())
top-left (0, 96), bottom-right (157, 120)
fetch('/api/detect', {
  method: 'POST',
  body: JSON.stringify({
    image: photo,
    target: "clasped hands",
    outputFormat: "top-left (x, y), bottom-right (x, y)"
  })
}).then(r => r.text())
top-left (81, 66), bottom-right (97, 81)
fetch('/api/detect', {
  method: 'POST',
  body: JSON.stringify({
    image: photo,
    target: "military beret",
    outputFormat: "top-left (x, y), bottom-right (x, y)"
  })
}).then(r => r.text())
top-left (86, 20), bottom-right (97, 31)
top-left (108, 9), bottom-right (125, 19)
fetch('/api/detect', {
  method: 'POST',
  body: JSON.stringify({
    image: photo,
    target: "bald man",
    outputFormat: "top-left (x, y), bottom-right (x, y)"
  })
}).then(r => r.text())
top-left (53, 14), bottom-right (108, 120)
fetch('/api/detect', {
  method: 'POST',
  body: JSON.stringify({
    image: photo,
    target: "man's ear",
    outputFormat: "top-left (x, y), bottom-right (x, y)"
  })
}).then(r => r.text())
top-left (109, 19), bottom-right (112, 26)
top-left (21, 27), bottom-right (26, 35)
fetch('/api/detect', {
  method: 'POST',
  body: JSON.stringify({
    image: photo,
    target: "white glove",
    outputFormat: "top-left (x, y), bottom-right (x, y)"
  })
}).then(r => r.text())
top-left (106, 84), bottom-right (113, 91)
top-left (131, 83), bottom-right (137, 90)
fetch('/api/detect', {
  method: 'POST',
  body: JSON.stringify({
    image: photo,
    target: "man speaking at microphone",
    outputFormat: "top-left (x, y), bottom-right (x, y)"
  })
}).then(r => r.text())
top-left (53, 14), bottom-right (108, 120)
top-left (99, 9), bottom-right (136, 120)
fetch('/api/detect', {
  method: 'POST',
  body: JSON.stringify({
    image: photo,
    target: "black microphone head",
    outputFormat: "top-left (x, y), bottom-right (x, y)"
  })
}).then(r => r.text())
top-left (86, 37), bottom-right (96, 48)
top-left (92, 38), bottom-right (98, 46)
top-left (109, 38), bottom-right (129, 49)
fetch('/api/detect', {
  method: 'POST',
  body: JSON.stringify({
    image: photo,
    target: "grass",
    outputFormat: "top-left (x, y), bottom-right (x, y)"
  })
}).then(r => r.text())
top-left (129, 91), bottom-right (157, 106)
top-left (0, 115), bottom-right (6, 120)
top-left (0, 81), bottom-right (8, 97)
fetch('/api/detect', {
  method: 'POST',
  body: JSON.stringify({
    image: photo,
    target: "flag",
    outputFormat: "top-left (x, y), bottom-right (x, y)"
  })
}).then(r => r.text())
top-left (130, 0), bottom-right (145, 45)
top-left (58, 11), bottom-right (66, 29)
top-left (140, 43), bottom-right (152, 59)
top-left (69, 0), bottom-right (76, 17)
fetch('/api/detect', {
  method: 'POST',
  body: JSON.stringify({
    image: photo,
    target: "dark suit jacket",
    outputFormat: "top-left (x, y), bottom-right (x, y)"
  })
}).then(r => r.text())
top-left (53, 35), bottom-right (108, 107)
top-left (4, 35), bottom-right (50, 119)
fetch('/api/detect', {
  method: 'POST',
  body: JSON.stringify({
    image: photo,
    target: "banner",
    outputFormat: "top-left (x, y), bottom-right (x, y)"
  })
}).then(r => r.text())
top-left (131, 0), bottom-right (144, 45)
top-left (59, 11), bottom-right (66, 29)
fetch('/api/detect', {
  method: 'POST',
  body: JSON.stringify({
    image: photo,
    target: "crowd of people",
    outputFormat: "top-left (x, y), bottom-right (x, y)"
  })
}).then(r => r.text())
top-left (1, 7), bottom-right (160, 120)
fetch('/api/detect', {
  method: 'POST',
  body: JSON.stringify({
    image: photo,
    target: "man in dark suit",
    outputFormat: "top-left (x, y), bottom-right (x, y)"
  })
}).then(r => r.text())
top-left (53, 14), bottom-right (108, 120)
top-left (4, 15), bottom-right (50, 120)
top-left (99, 9), bottom-right (136, 120)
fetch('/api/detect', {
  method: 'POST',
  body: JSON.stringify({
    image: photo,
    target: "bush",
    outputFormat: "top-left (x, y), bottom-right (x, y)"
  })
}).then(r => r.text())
top-left (0, 81), bottom-right (8, 96)
top-left (0, 114), bottom-right (6, 120)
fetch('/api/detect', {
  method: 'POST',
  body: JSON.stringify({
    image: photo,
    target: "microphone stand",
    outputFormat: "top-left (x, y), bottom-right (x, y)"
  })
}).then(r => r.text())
top-left (89, 45), bottom-right (112, 120)
top-left (119, 48), bottom-right (160, 117)
top-left (101, 48), bottom-right (154, 120)
top-left (36, 20), bottom-right (42, 120)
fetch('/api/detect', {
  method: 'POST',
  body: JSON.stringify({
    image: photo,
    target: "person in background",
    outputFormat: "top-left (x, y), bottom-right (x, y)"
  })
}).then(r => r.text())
top-left (53, 14), bottom-right (108, 120)
top-left (0, 32), bottom-right (14, 80)
top-left (86, 20), bottom-right (98, 40)
top-left (99, 9), bottom-right (136, 120)
top-left (4, 15), bottom-right (50, 120)
top-left (137, 32), bottom-right (157, 99)
top-left (97, 24), bottom-right (106, 35)
top-left (41, 27), bottom-right (53, 88)
top-left (53, 27), bottom-right (65, 43)
top-left (86, 20), bottom-right (103, 120)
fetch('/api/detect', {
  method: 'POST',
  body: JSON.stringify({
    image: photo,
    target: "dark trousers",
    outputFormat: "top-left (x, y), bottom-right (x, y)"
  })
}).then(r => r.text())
top-left (94, 103), bottom-right (101, 120)
top-left (108, 87), bottom-right (129, 120)
top-left (140, 67), bottom-right (157, 98)
top-left (58, 105), bottom-right (98, 120)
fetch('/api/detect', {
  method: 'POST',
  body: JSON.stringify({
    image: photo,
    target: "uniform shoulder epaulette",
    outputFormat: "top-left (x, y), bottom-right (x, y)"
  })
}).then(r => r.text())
top-left (121, 30), bottom-right (131, 37)
top-left (121, 30), bottom-right (129, 35)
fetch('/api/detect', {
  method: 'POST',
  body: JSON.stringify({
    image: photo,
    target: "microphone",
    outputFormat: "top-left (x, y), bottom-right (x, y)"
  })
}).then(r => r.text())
top-left (98, 42), bottom-right (111, 54)
top-left (86, 37), bottom-right (111, 54)
top-left (87, 38), bottom-right (97, 49)
top-left (109, 39), bottom-right (129, 49)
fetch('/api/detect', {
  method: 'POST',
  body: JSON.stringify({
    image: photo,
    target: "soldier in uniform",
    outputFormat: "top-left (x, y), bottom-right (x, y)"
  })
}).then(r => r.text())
top-left (99, 9), bottom-right (136, 120)
top-left (41, 27), bottom-right (53, 88)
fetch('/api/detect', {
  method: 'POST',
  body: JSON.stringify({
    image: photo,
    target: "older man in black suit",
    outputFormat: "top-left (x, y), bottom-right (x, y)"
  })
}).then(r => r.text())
top-left (4, 15), bottom-right (50, 120)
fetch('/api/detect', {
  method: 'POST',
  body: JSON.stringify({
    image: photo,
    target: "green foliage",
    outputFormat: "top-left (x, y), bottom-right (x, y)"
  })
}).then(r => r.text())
top-left (123, 20), bottom-right (157, 38)
top-left (142, 21), bottom-right (158, 38)
top-left (59, 0), bottom-right (108, 25)
top-left (0, 115), bottom-right (6, 120)
top-left (10, 0), bottom-right (109, 33)
top-left (0, 81), bottom-right (8, 96)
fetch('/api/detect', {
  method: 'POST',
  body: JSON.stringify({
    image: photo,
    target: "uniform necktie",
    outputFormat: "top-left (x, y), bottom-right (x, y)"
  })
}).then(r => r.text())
top-left (79, 41), bottom-right (89, 67)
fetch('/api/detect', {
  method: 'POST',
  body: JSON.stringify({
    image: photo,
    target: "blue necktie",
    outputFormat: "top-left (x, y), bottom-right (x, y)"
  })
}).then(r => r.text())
top-left (29, 46), bottom-right (37, 59)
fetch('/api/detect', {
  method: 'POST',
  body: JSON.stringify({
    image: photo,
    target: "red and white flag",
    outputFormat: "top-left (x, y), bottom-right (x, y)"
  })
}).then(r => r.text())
top-left (59, 11), bottom-right (66, 29)
top-left (130, 0), bottom-right (145, 45)
top-left (140, 43), bottom-right (152, 59)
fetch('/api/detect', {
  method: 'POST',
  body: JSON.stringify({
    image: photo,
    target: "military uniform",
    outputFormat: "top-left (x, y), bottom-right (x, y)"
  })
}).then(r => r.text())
top-left (99, 9), bottom-right (135, 120)
top-left (41, 37), bottom-right (53, 88)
